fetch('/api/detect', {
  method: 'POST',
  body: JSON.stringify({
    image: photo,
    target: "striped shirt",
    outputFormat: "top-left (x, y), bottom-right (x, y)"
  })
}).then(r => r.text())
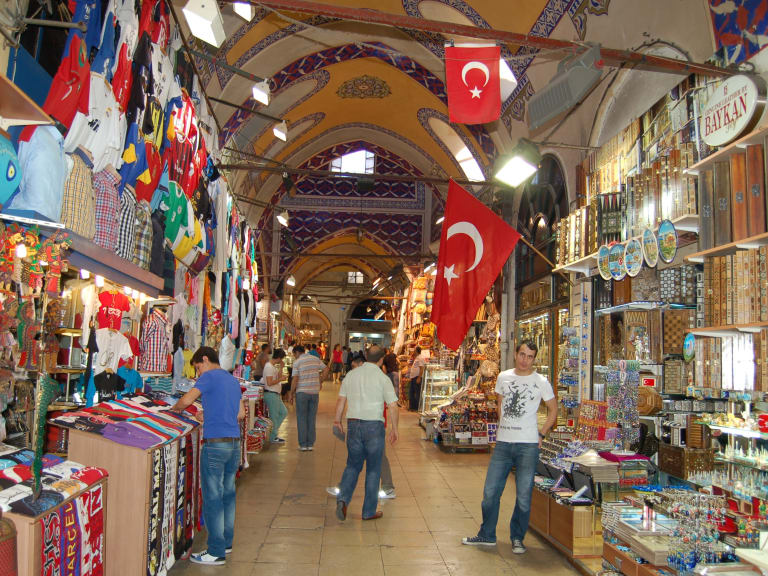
top-left (61, 149), bottom-right (96, 239)
top-left (292, 353), bottom-right (326, 394)
top-left (93, 168), bottom-right (121, 249)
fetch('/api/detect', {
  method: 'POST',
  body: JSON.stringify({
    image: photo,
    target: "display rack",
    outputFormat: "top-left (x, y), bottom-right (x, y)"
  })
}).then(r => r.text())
top-left (419, 365), bottom-right (458, 416)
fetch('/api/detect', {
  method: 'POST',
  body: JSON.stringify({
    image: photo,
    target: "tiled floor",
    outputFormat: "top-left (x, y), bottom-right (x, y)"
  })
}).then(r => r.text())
top-left (169, 385), bottom-right (583, 576)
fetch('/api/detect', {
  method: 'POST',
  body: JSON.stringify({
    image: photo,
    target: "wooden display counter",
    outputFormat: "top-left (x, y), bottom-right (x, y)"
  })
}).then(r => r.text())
top-left (529, 487), bottom-right (602, 559)
top-left (6, 478), bottom-right (107, 576)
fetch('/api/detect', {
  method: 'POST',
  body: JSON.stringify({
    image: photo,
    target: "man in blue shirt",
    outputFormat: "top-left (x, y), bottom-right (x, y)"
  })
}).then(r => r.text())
top-left (172, 346), bottom-right (244, 566)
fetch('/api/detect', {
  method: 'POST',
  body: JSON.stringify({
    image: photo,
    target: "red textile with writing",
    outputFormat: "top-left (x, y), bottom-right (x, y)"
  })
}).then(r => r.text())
top-left (97, 291), bottom-right (130, 330)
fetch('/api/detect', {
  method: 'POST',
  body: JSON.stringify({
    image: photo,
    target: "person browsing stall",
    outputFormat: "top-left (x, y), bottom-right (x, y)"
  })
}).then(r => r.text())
top-left (172, 346), bottom-right (244, 566)
top-left (262, 348), bottom-right (288, 445)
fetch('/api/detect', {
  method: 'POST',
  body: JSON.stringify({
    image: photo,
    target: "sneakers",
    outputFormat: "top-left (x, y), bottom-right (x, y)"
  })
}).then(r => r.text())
top-left (326, 487), bottom-right (340, 496)
top-left (299, 447), bottom-right (308, 451)
top-left (190, 551), bottom-right (226, 565)
top-left (225, 547), bottom-right (232, 555)
top-left (511, 539), bottom-right (527, 554)
top-left (378, 488), bottom-right (396, 499)
top-left (462, 535), bottom-right (496, 547)
top-left (336, 500), bottom-right (347, 521)
top-left (307, 446), bottom-right (314, 451)
top-left (272, 438), bottom-right (286, 444)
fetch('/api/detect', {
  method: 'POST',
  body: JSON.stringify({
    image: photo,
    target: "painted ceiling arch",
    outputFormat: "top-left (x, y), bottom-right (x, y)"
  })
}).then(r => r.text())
top-left (293, 259), bottom-right (384, 293)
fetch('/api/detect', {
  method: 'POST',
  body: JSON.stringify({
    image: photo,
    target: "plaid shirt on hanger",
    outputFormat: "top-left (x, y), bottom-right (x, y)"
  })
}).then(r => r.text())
top-left (133, 200), bottom-right (153, 270)
top-left (93, 168), bottom-right (120, 249)
top-left (116, 185), bottom-right (137, 261)
top-left (138, 309), bottom-right (170, 372)
top-left (62, 149), bottom-right (96, 239)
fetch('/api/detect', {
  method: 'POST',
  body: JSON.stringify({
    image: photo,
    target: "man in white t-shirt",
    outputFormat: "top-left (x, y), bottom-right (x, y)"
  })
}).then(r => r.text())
top-left (407, 346), bottom-right (426, 411)
top-left (463, 341), bottom-right (557, 554)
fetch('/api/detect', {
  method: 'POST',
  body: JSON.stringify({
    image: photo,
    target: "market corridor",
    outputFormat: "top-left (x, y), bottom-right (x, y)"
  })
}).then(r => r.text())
top-left (169, 386), bottom-right (582, 576)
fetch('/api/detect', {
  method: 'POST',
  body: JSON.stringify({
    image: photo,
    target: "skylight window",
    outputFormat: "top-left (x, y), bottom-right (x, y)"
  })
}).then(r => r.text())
top-left (455, 146), bottom-right (485, 182)
top-left (331, 150), bottom-right (375, 174)
top-left (347, 271), bottom-right (364, 284)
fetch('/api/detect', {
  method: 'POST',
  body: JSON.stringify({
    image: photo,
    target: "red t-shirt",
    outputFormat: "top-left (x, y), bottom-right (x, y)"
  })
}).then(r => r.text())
top-left (332, 349), bottom-right (343, 363)
top-left (97, 291), bottom-right (131, 330)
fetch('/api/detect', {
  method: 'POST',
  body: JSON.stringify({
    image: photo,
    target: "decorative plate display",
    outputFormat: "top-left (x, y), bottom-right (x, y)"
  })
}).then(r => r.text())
top-left (642, 227), bottom-right (658, 267)
top-left (657, 219), bottom-right (678, 264)
top-left (609, 243), bottom-right (626, 281)
top-left (597, 245), bottom-right (611, 280)
top-left (683, 333), bottom-right (695, 363)
top-left (624, 238), bottom-right (643, 277)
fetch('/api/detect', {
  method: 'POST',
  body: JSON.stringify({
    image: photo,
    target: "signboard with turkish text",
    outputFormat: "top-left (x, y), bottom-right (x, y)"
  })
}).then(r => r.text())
top-left (701, 75), bottom-right (764, 147)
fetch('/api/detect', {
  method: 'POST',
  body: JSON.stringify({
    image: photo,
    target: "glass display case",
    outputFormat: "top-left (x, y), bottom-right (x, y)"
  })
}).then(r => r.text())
top-left (419, 365), bottom-right (459, 415)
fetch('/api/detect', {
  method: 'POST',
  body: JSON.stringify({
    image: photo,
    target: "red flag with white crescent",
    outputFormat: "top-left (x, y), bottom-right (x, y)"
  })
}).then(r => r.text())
top-left (445, 45), bottom-right (501, 124)
top-left (432, 180), bottom-right (520, 350)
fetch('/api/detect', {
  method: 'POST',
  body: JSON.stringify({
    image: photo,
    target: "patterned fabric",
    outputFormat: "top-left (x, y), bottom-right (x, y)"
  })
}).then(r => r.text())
top-left (138, 310), bottom-right (170, 372)
top-left (147, 448), bottom-right (162, 576)
top-left (61, 149), bottom-right (96, 239)
top-left (41, 510), bottom-right (61, 576)
top-left (161, 443), bottom-right (177, 572)
top-left (116, 185), bottom-right (137, 261)
top-left (174, 436), bottom-right (187, 559)
top-left (92, 168), bottom-right (121, 249)
top-left (133, 199), bottom-right (153, 270)
top-left (58, 500), bottom-right (81, 576)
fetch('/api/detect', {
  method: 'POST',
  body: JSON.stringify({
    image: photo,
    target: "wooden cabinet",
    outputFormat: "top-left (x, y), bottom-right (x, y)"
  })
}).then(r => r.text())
top-left (5, 479), bottom-right (107, 576)
top-left (528, 487), bottom-right (601, 559)
top-left (67, 427), bottom-right (200, 575)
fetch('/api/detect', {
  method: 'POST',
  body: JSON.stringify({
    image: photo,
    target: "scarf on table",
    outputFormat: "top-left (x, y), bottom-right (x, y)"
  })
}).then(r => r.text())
top-left (41, 510), bottom-right (61, 576)
top-left (58, 500), bottom-right (81, 576)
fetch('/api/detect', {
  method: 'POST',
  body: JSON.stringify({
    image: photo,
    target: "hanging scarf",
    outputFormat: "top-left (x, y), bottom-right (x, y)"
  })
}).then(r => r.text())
top-left (146, 449), bottom-right (162, 576)
top-left (41, 510), bottom-right (61, 576)
top-left (173, 435), bottom-right (186, 559)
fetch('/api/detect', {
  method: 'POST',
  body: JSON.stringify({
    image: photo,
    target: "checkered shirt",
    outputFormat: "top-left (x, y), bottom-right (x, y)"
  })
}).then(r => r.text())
top-left (133, 200), bottom-right (153, 270)
top-left (137, 310), bottom-right (170, 372)
top-left (93, 168), bottom-right (121, 249)
top-left (61, 150), bottom-right (96, 239)
top-left (116, 185), bottom-right (137, 261)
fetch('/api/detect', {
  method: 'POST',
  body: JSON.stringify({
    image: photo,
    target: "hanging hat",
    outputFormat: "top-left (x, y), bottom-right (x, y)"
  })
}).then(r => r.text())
top-left (0, 135), bottom-right (21, 208)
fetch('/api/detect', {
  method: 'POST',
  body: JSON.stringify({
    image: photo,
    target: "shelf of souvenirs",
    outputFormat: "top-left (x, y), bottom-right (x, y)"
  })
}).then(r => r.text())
top-left (697, 422), bottom-right (768, 440)
top-left (686, 230), bottom-right (768, 263)
top-left (689, 320), bottom-right (768, 337)
top-left (594, 301), bottom-right (697, 315)
top-left (684, 123), bottom-right (768, 176)
top-left (553, 213), bottom-right (700, 276)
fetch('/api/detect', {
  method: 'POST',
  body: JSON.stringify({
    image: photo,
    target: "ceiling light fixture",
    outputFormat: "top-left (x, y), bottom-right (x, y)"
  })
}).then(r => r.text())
top-left (374, 309), bottom-right (386, 320)
top-left (80, 269), bottom-right (90, 280)
top-left (251, 80), bottom-right (270, 105)
top-left (273, 120), bottom-right (288, 141)
top-left (277, 211), bottom-right (289, 227)
top-left (435, 216), bottom-right (445, 225)
top-left (233, 1), bottom-right (254, 21)
top-left (95, 275), bottom-right (105, 287)
top-left (14, 243), bottom-right (26, 258)
top-left (494, 138), bottom-right (542, 187)
top-left (182, 0), bottom-right (225, 47)
top-left (286, 275), bottom-right (296, 287)
top-left (424, 262), bottom-right (436, 273)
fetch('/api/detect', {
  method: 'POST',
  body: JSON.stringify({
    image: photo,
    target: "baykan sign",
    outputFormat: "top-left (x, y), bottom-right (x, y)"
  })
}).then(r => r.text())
top-left (701, 74), bottom-right (764, 147)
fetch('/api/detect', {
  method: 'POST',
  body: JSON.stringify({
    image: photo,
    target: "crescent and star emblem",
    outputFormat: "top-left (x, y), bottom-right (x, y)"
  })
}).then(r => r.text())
top-left (443, 221), bottom-right (484, 286)
top-left (461, 61), bottom-right (490, 99)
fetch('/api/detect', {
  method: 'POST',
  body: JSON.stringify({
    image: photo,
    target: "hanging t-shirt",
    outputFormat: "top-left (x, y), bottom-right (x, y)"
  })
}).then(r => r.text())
top-left (97, 291), bottom-right (130, 330)
top-left (494, 369), bottom-right (554, 444)
top-left (41, 34), bottom-right (91, 130)
top-left (93, 328), bottom-right (133, 376)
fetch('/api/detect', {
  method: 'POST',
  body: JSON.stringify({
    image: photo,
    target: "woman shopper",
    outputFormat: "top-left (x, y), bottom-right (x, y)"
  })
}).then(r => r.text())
top-left (331, 344), bottom-right (343, 384)
top-left (262, 348), bottom-right (288, 444)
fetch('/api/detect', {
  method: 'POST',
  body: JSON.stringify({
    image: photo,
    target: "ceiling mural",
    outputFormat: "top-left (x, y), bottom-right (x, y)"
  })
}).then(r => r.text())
top-left (709, 0), bottom-right (768, 64)
top-left (337, 75), bottom-right (392, 99)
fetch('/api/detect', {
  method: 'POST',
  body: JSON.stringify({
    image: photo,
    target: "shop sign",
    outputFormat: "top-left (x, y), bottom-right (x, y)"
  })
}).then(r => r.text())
top-left (701, 75), bottom-right (764, 147)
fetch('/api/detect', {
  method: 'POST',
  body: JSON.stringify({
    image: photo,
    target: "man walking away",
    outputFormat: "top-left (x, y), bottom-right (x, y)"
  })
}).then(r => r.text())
top-left (289, 345), bottom-right (329, 451)
top-left (341, 346), bottom-right (350, 376)
top-left (172, 346), bottom-right (244, 566)
top-left (407, 347), bottom-right (426, 411)
top-left (382, 348), bottom-right (400, 401)
top-left (334, 345), bottom-right (399, 521)
top-left (262, 348), bottom-right (288, 444)
top-left (462, 340), bottom-right (557, 554)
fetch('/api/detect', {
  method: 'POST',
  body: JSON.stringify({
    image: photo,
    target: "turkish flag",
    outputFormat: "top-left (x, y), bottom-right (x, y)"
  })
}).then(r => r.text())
top-left (432, 180), bottom-right (520, 350)
top-left (445, 45), bottom-right (501, 125)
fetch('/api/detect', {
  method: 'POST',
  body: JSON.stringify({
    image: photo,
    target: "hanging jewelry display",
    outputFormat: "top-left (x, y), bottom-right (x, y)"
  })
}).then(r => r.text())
top-left (605, 359), bottom-right (640, 451)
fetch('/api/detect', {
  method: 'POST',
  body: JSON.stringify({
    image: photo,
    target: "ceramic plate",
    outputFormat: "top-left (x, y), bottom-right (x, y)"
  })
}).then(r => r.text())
top-left (642, 227), bottom-right (658, 267)
top-left (683, 333), bottom-right (695, 363)
top-left (624, 238), bottom-right (643, 277)
top-left (609, 243), bottom-right (626, 281)
top-left (657, 219), bottom-right (678, 264)
top-left (597, 245), bottom-right (611, 280)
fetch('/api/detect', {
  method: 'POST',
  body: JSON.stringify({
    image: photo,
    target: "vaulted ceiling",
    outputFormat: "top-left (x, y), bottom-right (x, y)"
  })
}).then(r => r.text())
top-left (183, 0), bottom-right (722, 297)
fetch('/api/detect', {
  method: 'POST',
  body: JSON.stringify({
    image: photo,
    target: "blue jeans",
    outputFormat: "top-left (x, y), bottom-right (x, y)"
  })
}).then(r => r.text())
top-left (296, 392), bottom-right (319, 448)
top-left (337, 419), bottom-right (385, 518)
top-left (263, 391), bottom-right (288, 442)
top-left (200, 440), bottom-right (240, 557)
top-left (478, 441), bottom-right (539, 542)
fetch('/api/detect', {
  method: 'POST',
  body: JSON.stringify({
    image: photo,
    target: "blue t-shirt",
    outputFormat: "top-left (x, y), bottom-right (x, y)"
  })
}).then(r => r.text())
top-left (195, 368), bottom-right (242, 439)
